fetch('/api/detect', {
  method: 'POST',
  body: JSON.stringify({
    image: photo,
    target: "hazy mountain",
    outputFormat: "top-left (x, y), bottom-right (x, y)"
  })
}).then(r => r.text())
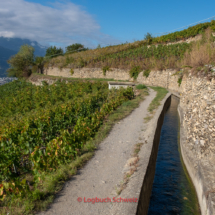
top-left (0, 37), bottom-right (47, 77)
top-left (0, 46), bottom-right (17, 77)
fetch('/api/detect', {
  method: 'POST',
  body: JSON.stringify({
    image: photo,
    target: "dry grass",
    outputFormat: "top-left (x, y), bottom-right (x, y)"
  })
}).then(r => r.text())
top-left (45, 40), bottom-right (146, 69)
top-left (178, 28), bottom-right (215, 69)
top-left (44, 28), bottom-right (215, 79)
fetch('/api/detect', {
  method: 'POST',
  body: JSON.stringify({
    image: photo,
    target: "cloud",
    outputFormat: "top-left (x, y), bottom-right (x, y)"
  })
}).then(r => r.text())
top-left (0, 0), bottom-right (120, 48)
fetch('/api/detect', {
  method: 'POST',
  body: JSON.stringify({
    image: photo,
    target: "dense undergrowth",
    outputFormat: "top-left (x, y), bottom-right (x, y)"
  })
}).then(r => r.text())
top-left (0, 80), bottom-right (134, 213)
top-left (45, 20), bottom-right (215, 72)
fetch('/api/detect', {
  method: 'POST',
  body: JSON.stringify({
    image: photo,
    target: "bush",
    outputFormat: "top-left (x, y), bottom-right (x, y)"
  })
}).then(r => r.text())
top-left (34, 56), bottom-right (45, 74)
top-left (70, 69), bottom-right (74, 75)
top-left (129, 66), bottom-right (141, 80)
top-left (144, 33), bottom-right (153, 44)
top-left (143, 69), bottom-right (151, 78)
top-left (177, 77), bottom-right (183, 86)
top-left (102, 66), bottom-right (110, 76)
top-left (136, 84), bottom-right (147, 89)
top-left (77, 58), bottom-right (85, 68)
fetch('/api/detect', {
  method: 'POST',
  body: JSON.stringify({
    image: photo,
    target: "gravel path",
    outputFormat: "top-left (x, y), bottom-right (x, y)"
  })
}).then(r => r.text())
top-left (39, 89), bottom-right (156, 215)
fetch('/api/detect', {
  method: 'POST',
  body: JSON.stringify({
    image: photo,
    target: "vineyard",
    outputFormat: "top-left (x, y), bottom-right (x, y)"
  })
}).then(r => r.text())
top-left (0, 80), bottom-right (134, 205)
top-left (46, 20), bottom-right (215, 69)
top-left (47, 42), bottom-right (192, 71)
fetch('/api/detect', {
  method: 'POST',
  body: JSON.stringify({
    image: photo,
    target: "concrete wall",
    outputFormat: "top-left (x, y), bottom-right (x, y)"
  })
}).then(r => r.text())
top-left (136, 95), bottom-right (171, 215)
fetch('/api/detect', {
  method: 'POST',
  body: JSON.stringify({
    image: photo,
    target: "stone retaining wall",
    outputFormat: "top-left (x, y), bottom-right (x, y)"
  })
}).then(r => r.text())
top-left (45, 67), bottom-right (132, 81)
top-left (178, 74), bottom-right (215, 215)
top-left (44, 67), bottom-right (181, 92)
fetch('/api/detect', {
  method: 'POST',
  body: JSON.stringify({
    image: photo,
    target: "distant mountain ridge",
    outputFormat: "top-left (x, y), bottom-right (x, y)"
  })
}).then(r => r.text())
top-left (0, 37), bottom-right (47, 77)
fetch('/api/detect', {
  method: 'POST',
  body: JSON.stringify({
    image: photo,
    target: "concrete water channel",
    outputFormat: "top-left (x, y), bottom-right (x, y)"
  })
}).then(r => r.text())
top-left (147, 96), bottom-right (200, 215)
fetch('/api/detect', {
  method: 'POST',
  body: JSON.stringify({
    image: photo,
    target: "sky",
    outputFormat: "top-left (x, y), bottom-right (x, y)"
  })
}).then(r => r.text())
top-left (0, 0), bottom-right (215, 49)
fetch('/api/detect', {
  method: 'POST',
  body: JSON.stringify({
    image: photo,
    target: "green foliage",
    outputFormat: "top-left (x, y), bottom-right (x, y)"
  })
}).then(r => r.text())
top-left (178, 77), bottom-right (183, 86)
top-left (7, 44), bottom-right (35, 78)
top-left (102, 66), bottom-right (110, 76)
top-left (136, 84), bottom-right (147, 89)
top-left (152, 20), bottom-right (215, 43)
top-left (34, 56), bottom-right (45, 74)
top-left (65, 56), bottom-right (75, 65)
top-left (70, 69), bottom-right (74, 75)
top-left (65, 43), bottom-right (88, 54)
top-left (0, 80), bottom-right (104, 119)
top-left (148, 87), bottom-right (168, 113)
top-left (143, 69), bottom-right (151, 78)
top-left (0, 81), bottom-right (134, 186)
top-left (144, 32), bottom-right (153, 44)
top-left (45, 46), bottom-right (64, 58)
top-left (129, 66), bottom-right (141, 79)
top-left (77, 57), bottom-right (85, 68)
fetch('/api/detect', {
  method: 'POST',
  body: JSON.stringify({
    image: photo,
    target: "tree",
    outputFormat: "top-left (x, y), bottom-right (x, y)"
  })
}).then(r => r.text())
top-left (65, 43), bottom-right (88, 54)
top-left (7, 44), bottom-right (34, 78)
top-left (144, 32), bottom-right (153, 44)
top-left (45, 46), bottom-right (64, 58)
top-left (34, 56), bottom-right (45, 74)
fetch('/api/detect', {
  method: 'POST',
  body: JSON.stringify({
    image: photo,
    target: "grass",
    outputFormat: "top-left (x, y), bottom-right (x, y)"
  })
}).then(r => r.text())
top-left (133, 143), bottom-right (144, 156)
top-left (148, 87), bottom-right (168, 113)
top-left (136, 84), bottom-right (147, 89)
top-left (144, 86), bottom-right (168, 122)
top-left (0, 88), bottom-right (148, 215)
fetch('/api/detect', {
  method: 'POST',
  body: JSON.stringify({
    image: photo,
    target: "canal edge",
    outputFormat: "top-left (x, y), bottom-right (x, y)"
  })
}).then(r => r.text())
top-left (108, 92), bottom-right (171, 215)
top-left (178, 105), bottom-right (214, 215)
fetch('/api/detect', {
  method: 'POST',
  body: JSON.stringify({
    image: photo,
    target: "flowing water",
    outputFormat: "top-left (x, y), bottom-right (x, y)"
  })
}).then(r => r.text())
top-left (148, 96), bottom-right (200, 215)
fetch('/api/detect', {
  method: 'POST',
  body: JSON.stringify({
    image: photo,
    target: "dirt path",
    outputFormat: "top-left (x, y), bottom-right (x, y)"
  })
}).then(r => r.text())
top-left (39, 89), bottom-right (157, 215)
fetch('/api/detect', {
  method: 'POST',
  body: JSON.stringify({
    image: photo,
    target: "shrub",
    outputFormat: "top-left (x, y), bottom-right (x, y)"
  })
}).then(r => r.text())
top-left (177, 77), bottom-right (183, 86)
top-left (136, 84), bottom-right (147, 89)
top-left (143, 69), bottom-right (151, 78)
top-left (77, 58), bottom-right (85, 68)
top-left (129, 66), bottom-right (141, 80)
top-left (34, 56), bottom-right (45, 74)
top-left (70, 69), bottom-right (74, 75)
top-left (144, 32), bottom-right (153, 44)
top-left (66, 56), bottom-right (75, 65)
top-left (102, 66), bottom-right (110, 76)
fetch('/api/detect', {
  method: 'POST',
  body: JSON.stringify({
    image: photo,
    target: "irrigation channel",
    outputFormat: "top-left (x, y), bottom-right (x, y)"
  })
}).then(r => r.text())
top-left (147, 96), bottom-right (200, 215)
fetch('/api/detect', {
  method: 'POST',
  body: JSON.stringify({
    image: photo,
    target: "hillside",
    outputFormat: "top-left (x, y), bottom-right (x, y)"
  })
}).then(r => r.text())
top-left (45, 20), bottom-right (215, 73)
